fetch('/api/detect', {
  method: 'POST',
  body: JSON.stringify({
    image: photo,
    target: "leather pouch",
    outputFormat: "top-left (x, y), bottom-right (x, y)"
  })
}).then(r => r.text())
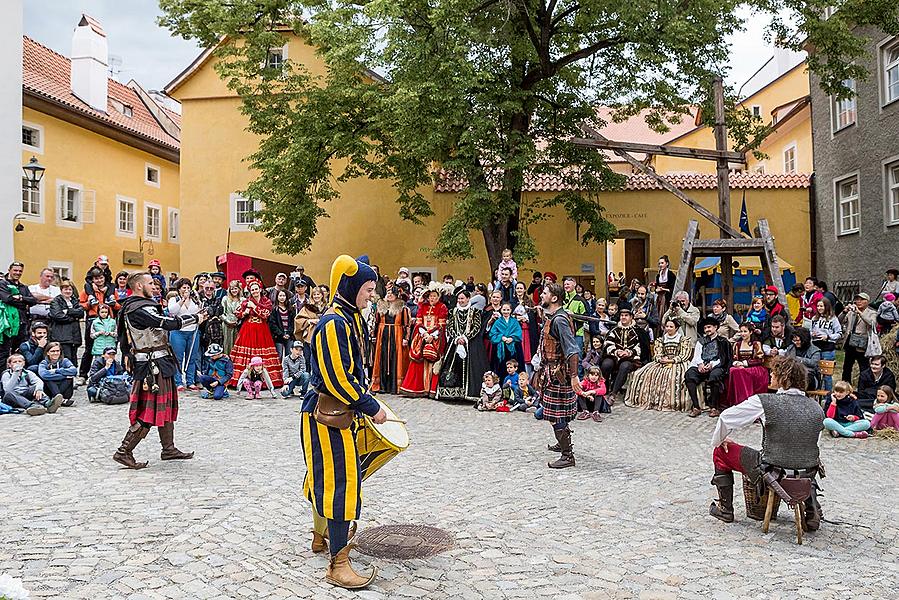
top-left (312, 392), bottom-right (353, 430)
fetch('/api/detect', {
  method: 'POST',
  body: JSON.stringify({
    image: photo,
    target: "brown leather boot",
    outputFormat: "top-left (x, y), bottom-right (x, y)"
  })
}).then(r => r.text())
top-left (547, 428), bottom-right (562, 452)
top-left (325, 544), bottom-right (377, 589)
top-left (312, 531), bottom-right (328, 553)
top-left (113, 424), bottom-right (150, 469)
top-left (709, 472), bottom-right (735, 523)
top-left (158, 422), bottom-right (194, 460)
top-left (313, 522), bottom-right (357, 553)
top-left (548, 427), bottom-right (575, 469)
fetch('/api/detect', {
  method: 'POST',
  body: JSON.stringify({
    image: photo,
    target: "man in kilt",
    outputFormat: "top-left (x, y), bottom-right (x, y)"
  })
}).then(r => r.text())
top-left (536, 282), bottom-right (583, 469)
top-left (113, 272), bottom-right (207, 469)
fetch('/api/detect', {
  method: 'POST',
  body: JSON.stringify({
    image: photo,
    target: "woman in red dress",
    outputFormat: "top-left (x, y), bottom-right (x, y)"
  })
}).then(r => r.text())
top-left (229, 280), bottom-right (283, 388)
top-left (400, 288), bottom-right (448, 398)
top-left (723, 322), bottom-right (769, 407)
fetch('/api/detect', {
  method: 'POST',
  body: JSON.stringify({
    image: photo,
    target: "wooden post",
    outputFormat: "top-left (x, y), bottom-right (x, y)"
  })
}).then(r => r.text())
top-left (712, 77), bottom-right (734, 311)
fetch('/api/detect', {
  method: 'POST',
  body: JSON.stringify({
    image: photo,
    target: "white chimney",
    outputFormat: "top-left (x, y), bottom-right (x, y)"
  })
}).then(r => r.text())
top-left (70, 14), bottom-right (108, 112)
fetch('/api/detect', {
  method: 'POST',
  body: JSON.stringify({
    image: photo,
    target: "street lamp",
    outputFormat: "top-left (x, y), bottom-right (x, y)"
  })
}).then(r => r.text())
top-left (22, 156), bottom-right (45, 189)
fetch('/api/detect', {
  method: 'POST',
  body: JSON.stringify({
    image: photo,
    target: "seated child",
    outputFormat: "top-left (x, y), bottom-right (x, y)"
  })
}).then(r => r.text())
top-left (823, 380), bottom-right (871, 439)
top-left (477, 371), bottom-right (504, 411)
top-left (580, 336), bottom-right (604, 373)
top-left (236, 356), bottom-right (277, 399)
top-left (86, 347), bottom-right (126, 402)
top-left (509, 371), bottom-right (541, 412)
top-left (200, 344), bottom-right (234, 400)
top-left (503, 358), bottom-right (518, 404)
top-left (37, 342), bottom-right (77, 406)
top-left (281, 341), bottom-right (310, 398)
top-left (876, 293), bottom-right (898, 333)
top-left (870, 385), bottom-right (899, 432)
top-left (1, 354), bottom-right (62, 416)
top-left (576, 366), bottom-right (609, 422)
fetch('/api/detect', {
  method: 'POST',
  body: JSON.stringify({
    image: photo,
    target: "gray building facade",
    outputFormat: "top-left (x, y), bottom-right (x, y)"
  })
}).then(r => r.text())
top-left (810, 26), bottom-right (899, 298)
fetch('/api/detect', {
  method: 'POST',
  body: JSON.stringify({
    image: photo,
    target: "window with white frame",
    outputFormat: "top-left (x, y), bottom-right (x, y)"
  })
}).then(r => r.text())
top-left (823, 6), bottom-right (837, 18)
top-left (754, 163), bottom-right (766, 174)
top-left (145, 203), bottom-right (162, 240)
top-left (265, 48), bottom-right (284, 70)
top-left (145, 163), bottom-right (160, 187)
top-left (887, 160), bottom-right (899, 226)
top-left (56, 181), bottom-right (82, 225)
top-left (883, 38), bottom-right (899, 105)
top-left (22, 122), bottom-right (43, 153)
top-left (831, 79), bottom-right (857, 132)
top-left (751, 105), bottom-right (762, 118)
top-left (48, 262), bottom-right (72, 283)
top-left (783, 144), bottom-right (797, 173)
top-left (117, 196), bottom-right (136, 236)
top-left (21, 177), bottom-right (41, 217)
top-left (835, 174), bottom-right (860, 235)
top-left (168, 208), bottom-right (180, 242)
top-left (231, 193), bottom-right (259, 230)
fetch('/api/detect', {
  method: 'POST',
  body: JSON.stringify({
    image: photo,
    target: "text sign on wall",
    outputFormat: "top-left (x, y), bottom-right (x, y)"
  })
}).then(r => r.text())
top-left (580, 263), bottom-right (595, 273)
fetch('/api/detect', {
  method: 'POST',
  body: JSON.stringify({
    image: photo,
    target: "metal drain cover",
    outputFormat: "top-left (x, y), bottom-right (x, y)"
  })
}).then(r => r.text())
top-left (354, 524), bottom-right (455, 559)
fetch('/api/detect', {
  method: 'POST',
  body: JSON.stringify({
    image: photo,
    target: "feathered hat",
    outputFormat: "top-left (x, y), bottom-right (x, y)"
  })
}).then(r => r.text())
top-left (329, 254), bottom-right (377, 304)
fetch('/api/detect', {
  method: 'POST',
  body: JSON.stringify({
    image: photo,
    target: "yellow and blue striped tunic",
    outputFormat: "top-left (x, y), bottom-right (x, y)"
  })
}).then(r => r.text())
top-left (300, 296), bottom-right (380, 521)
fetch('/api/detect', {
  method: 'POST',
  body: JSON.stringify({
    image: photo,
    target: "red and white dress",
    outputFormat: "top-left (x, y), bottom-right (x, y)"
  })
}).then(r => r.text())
top-left (229, 296), bottom-right (283, 387)
top-left (400, 302), bottom-right (448, 398)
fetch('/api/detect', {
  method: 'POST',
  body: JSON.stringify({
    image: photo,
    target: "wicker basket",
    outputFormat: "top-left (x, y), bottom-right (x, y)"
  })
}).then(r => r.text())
top-left (743, 475), bottom-right (780, 521)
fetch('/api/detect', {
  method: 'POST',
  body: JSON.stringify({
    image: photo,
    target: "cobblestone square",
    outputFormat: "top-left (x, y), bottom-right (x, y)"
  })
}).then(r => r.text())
top-left (2, 391), bottom-right (897, 599)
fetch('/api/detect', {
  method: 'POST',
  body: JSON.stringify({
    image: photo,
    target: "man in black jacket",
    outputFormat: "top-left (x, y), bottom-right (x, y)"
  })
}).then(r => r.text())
top-left (856, 355), bottom-right (896, 411)
top-left (113, 272), bottom-right (207, 469)
top-left (0, 262), bottom-right (37, 365)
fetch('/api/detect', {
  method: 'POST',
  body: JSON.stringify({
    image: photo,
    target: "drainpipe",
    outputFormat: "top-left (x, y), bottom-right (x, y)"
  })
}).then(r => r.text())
top-left (808, 173), bottom-right (817, 278)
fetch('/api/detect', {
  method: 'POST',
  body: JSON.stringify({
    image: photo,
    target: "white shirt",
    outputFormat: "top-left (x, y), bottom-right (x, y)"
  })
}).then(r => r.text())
top-left (167, 296), bottom-right (201, 331)
top-left (29, 283), bottom-right (61, 317)
top-left (710, 388), bottom-right (805, 448)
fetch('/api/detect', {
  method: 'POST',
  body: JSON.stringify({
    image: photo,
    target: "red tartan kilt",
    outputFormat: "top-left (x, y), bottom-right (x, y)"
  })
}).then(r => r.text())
top-left (541, 380), bottom-right (576, 423)
top-left (129, 376), bottom-right (178, 427)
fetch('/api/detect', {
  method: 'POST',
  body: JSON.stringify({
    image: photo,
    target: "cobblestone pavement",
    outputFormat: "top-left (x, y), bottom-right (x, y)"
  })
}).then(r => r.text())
top-left (2, 389), bottom-right (898, 600)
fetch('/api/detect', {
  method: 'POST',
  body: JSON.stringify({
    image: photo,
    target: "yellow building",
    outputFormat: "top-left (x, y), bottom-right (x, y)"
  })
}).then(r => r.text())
top-left (19, 18), bottom-right (181, 284)
top-left (168, 32), bottom-right (812, 293)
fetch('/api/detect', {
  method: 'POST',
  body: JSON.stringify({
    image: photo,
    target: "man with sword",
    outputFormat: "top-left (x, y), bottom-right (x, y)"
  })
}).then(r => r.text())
top-left (113, 271), bottom-right (208, 469)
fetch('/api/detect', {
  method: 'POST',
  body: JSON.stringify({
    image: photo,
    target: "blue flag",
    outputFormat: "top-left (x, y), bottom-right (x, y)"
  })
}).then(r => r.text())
top-left (739, 193), bottom-right (751, 236)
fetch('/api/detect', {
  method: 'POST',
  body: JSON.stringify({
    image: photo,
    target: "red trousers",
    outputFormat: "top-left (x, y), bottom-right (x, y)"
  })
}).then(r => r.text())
top-left (712, 442), bottom-right (748, 474)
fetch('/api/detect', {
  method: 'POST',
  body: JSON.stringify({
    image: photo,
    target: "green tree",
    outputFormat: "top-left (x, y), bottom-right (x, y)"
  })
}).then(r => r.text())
top-left (159, 0), bottom-right (898, 271)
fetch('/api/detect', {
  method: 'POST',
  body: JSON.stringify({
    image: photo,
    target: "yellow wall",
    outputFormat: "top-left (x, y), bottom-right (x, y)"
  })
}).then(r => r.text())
top-left (174, 34), bottom-right (811, 292)
top-left (18, 107), bottom-right (180, 283)
top-left (654, 64), bottom-right (811, 175)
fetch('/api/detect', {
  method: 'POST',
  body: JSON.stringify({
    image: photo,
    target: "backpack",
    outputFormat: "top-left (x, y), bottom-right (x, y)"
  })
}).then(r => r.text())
top-left (96, 375), bottom-right (132, 405)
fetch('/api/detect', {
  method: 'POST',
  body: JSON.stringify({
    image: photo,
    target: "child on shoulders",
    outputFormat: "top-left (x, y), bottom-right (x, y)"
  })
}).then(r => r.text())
top-left (576, 366), bottom-right (609, 422)
top-left (235, 356), bottom-right (277, 399)
top-left (823, 380), bottom-right (871, 439)
top-left (870, 385), bottom-right (899, 432)
top-left (477, 371), bottom-right (504, 411)
top-left (876, 293), bottom-right (898, 333)
top-left (494, 248), bottom-right (518, 284)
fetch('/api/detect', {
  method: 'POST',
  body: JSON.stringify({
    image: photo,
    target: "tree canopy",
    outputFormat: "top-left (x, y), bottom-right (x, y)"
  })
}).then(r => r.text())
top-left (160, 0), bottom-right (899, 270)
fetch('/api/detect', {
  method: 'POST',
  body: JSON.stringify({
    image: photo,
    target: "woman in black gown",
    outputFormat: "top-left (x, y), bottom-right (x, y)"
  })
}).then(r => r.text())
top-left (436, 290), bottom-right (488, 402)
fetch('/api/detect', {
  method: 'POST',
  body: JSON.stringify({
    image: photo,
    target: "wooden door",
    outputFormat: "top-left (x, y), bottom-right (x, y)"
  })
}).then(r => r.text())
top-left (624, 238), bottom-right (646, 284)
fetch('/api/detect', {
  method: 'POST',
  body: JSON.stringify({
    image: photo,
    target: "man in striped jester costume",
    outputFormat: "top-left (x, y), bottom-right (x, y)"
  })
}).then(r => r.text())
top-left (300, 254), bottom-right (387, 590)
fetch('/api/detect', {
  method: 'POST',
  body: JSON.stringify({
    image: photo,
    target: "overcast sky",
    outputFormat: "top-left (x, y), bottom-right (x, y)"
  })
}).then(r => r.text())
top-left (24, 1), bottom-right (795, 94)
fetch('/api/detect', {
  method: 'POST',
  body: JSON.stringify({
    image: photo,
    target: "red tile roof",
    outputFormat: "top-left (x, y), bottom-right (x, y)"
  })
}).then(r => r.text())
top-left (433, 169), bottom-right (810, 193)
top-left (23, 36), bottom-right (180, 152)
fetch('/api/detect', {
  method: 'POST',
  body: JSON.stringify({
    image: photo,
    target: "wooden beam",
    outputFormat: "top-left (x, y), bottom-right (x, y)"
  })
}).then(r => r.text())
top-left (570, 137), bottom-right (746, 163)
top-left (692, 239), bottom-right (766, 251)
top-left (758, 218), bottom-right (789, 316)
top-left (674, 220), bottom-right (700, 296)
top-left (580, 126), bottom-right (743, 239)
top-left (713, 77), bottom-right (734, 311)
